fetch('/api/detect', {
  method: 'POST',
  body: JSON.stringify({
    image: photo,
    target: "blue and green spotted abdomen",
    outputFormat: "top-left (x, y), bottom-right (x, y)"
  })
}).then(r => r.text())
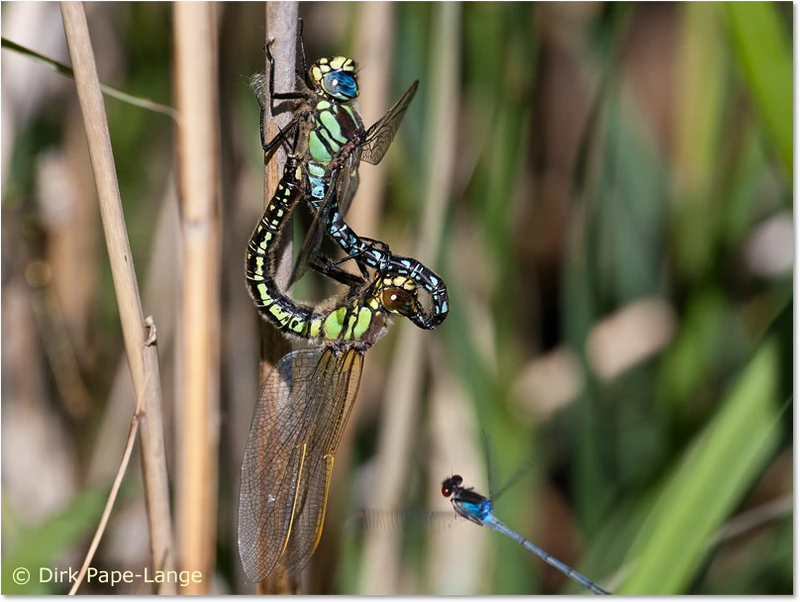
top-left (245, 156), bottom-right (401, 343)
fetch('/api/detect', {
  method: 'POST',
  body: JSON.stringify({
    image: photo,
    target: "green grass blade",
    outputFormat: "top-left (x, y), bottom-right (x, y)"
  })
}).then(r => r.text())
top-left (723, 2), bottom-right (792, 180)
top-left (618, 337), bottom-right (785, 594)
top-left (1, 37), bottom-right (176, 119)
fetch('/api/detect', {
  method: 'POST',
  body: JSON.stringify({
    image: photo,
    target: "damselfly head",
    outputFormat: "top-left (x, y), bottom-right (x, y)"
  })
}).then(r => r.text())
top-left (441, 475), bottom-right (463, 498)
top-left (310, 56), bottom-right (359, 101)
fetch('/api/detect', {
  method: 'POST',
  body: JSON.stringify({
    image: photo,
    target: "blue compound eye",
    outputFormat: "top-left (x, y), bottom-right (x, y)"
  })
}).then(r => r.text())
top-left (322, 72), bottom-right (358, 100)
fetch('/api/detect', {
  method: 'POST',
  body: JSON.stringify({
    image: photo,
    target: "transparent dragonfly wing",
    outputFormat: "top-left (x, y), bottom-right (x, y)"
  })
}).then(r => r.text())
top-left (291, 172), bottom-right (342, 286)
top-left (290, 82), bottom-right (417, 285)
top-left (276, 348), bottom-right (363, 574)
top-left (237, 347), bottom-right (364, 581)
top-left (289, 154), bottom-right (360, 287)
top-left (289, 192), bottom-right (331, 286)
top-left (360, 80), bottom-right (419, 166)
top-left (344, 508), bottom-right (456, 536)
top-left (250, 72), bottom-right (267, 103)
top-left (337, 150), bottom-right (361, 218)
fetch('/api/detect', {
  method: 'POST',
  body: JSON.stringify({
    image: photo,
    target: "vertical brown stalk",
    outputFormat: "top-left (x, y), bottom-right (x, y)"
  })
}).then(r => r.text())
top-left (359, 2), bottom-right (461, 594)
top-left (255, 1), bottom-right (299, 595)
top-left (59, 1), bottom-right (176, 593)
top-left (347, 2), bottom-right (395, 239)
top-left (173, 3), bottom-right (221, 594)
top-left (310, 4), bottom-right (396, 593)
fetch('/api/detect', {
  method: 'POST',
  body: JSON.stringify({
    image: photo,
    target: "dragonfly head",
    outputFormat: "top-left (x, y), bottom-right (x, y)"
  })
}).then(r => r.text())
top-left (378, 274), bottom-right (420, 318)
top-left (310, 56), bottom-right (359, 101)
top-left (441, 475), bottom-right (463, 499)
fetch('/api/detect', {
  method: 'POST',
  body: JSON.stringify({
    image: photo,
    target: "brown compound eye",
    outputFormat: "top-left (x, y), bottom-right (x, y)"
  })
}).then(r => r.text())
top-left (381, 287), bottom-right (416, 316)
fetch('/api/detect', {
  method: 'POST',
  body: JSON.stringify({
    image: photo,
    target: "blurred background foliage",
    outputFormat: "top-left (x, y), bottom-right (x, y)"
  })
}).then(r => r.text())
top-left (1, 2), bottom-right (792, 595)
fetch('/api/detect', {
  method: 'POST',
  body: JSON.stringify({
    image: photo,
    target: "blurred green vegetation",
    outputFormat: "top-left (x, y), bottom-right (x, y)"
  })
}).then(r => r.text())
top-left (2, 486), bottom-right (122, 594)
top-left (1, 1), bottom-right (791, 595)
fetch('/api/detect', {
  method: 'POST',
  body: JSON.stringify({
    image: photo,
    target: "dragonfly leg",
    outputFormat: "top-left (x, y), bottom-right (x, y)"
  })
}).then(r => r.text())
top-left (324, 220), bottom-right (449, 331)
top-left (328, 252), bottom-right (371, 280)
top-left (309, 255), bottom-right (366, 289)
top-left (296, 18), bottom-right (314, 90)
top-left (264, 40), bottom-right (310, 110)
top-left (325, 217), bottom-right (392, 274)
top-left (320, 246), bottom-right (376, 282)
top-left (260, 113), bottom-right (303, 155)
top-left (357, 236), bottom-right (391, 259)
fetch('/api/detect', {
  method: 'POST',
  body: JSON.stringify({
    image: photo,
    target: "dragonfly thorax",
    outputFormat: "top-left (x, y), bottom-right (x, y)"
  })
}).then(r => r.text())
top-left (318, 274), bottom-right (419, 345)
top-left (442, 474), bottom-right (493, 525)
top-left (310, 56), bottom-right (359, 101)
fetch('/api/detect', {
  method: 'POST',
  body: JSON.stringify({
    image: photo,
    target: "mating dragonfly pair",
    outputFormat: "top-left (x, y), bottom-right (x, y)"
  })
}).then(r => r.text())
top-left (239, 21), bottom-right (447, 586)
top-left (238, 23), bottom-right (608, 595)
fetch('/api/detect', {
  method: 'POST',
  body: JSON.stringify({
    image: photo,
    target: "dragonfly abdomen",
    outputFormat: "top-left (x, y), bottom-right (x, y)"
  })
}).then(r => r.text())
top-left (321, 210), bottom-right (450, 330)
top-left (245, 158), bottom-right (321, 339)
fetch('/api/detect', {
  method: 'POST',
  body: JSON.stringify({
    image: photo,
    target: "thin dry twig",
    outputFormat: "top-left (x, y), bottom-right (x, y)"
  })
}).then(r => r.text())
top-left (173, 2), bottom-right (221, 594)
top-left (59, 1), bottom-right (175, 593)
top-left (69, 321), bottom-right (163, 595)
top-left (359, 3), bottom-right (461, 594)
top-left (68, 412), bottom-right (141, 595)
top-left (709, 493), bottom-right (792, 546)
top-left (346, 3), bottom-right (395, 239)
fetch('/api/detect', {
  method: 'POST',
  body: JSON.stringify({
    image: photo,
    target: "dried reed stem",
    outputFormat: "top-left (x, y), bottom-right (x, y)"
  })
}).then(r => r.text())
top-left (59, 2), bottom-right (175, 593)
top-left (88, 193), bottom-right (178, 485)
top-left (347, 2), bottom-right (395, 239)
top-left (262, 2), bottom-right (298, 296)
top-left (139, 319), bottom-right (176, 592)
top-left (315, 3), bottom-right (395, 589)
top-left (173, 3), bottom-right (221, 594)
top-left (359, 2), bottom-right (461, 594)
top-left (255, 1), bottom-right (299, 595)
